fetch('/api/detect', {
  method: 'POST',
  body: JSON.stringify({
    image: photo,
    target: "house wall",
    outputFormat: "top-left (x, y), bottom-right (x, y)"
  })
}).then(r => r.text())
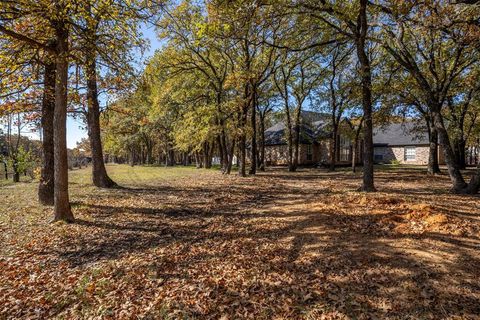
top-left (374, 145), bottom-right (431, 165)
top-left (265, 145), bottom-right (289, 165)
top-left (265, 143), bottom-right (320, 166)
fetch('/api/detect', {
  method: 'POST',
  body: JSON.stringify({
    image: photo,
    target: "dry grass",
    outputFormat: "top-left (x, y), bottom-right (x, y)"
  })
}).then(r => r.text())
top-left (1, 164), bottom-right (479, 319)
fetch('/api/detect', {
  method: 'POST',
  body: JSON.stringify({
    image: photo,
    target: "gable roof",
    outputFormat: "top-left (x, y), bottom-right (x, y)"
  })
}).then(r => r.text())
top-left (373, 122), bottom-right (429, 146)
top-left (265, 117), bottom-right (430, 147)
top-left (265, 122), bottom-right (320, 145)
top-left (264, 111), bottom-right (331, 146)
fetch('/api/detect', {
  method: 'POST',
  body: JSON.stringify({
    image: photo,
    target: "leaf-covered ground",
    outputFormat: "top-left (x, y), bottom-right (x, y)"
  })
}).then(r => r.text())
top-left (1, 165), bottom-right (479, 319)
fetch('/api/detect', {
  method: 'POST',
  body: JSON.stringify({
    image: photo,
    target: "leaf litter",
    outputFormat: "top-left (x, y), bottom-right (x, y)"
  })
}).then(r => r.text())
top-left (0, 167), bottom-right (479, 319)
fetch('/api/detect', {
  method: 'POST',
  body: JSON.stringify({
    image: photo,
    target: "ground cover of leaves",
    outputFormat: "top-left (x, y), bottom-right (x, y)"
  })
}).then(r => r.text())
top-left (1, 165), bottom-right (479, 319)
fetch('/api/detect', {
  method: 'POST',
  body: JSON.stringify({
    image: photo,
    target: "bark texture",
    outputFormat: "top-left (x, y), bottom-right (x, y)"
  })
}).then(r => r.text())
top-left (356, 0), bottom-right (375, 192)
top-left (38, 62), bottom-right (56, 205)
top-left (86, 53), bottom-right (117, 188)
top-left (53, 22), bottom-right (74, 222)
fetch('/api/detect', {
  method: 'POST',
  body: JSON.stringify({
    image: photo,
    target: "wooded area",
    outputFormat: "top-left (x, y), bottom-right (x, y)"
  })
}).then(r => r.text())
top-left (1, 0), bottom-right (480, 319)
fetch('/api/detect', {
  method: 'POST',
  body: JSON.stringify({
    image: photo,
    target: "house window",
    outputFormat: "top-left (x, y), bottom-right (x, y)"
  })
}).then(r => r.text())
top-left (404, 146), bottom-right (416, 161)
top-left (306, 145), bottom-right (313, 161)
top-left (374, 154), bottom-right (384, 161)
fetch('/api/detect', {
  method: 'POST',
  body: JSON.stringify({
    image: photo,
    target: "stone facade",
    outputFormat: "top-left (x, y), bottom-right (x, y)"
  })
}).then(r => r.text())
top-left (265, 138), bottom-right (362, 166)
top-left (373, 145), bottom-right (436, 165)
top-left (265, 143), bottom-right (321, 166)
top-left (265, 138), bottom-right (444, 167)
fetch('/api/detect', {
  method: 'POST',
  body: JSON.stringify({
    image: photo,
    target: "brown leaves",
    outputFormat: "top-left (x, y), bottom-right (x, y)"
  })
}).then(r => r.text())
top-left (1, 166), bottom-right (480, 319)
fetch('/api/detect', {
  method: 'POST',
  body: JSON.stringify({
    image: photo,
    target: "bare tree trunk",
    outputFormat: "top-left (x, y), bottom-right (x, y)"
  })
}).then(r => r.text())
top-left (427, 124), bottom-right (441, 175)
top-left (239, 134), bottom-right (247, 177)
top-left (86, 52), bottom-right (116, 188)
top-left (220, 130), bottom-right (229, 173)
top-left (238, 102), bottom-right (248, 177)
top-left (203, 142), bottom-right (209, 169)
top-left (286, 107), bottom-right (294, 172)
top-left (53, 22), bottom-right (74, 222)
top-left (195, 150), bottom-right (202, 168)
top-left (217, 135), bottom-right (224, 170)
top-left (352, 122), bottom-right (363, 173)
top-left (466, 164), bottom-right (480, 194)
top-left (356, 0), bottom-right (375, 192)
top-left (330, 125), bottom-right (338, 171)
top-left (3, 161), bottom-right (7, 180)
top-left (352, 142), bottom-right (357, 173)
top-left (13, 162), bottom-right (19, 182)
top-left (39, 62), bottom-right (56, 205)
top-left (226, 140), bottom-right (235, 175)
top-left (453, 139), bottom-right (466, 170)
top-left (292, 106), bottom-right (301, 172)
top-left (431, 109), bottom-right (468, 192)
top-left (259, 114), bottom-right (266, 171)
top-left (249, 88), bottom-right (257, 175)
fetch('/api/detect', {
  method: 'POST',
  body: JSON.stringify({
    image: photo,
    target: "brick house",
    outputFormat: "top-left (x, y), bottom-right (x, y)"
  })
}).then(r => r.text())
top-left (264, 119), bottom-right (331, 166)
top-left (264, 117), bottom-right (358, 166)
top-left (264, 119), bottom-right (443, 166)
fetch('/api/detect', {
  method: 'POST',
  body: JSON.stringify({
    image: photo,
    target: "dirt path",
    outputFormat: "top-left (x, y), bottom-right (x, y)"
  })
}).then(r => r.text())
top-left (1, 167), bottom-right (479, 319)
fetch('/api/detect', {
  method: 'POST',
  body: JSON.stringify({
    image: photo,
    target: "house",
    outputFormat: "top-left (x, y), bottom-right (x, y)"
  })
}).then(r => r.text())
top-left (264, 115), bottom-right (358, 166)
top-left (264, 116), bottom-right (443, 166)
top-left (372, 122), bottom-right (443, 165)
top-left (264, 117), bottom-right (330, 166)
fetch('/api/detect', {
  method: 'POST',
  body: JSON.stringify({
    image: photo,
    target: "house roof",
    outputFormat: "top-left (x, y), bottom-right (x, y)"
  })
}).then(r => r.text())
top-left (264, 111), bottom-right (331, 146)
top-left (265, 116), bottom-right (430, 147)
top-left (373, 122), bottom-right (429, 147)
top-left (265, 122), bottom-right (320, 145)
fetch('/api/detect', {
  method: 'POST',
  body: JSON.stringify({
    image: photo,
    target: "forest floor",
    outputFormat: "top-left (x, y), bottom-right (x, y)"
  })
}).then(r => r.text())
top-left (1, 164), bottom-right (479, 319)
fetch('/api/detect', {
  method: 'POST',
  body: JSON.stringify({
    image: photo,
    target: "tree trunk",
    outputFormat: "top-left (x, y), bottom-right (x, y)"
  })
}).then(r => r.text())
top-left (249, 88), bottom-right (257, 175)
top-left (287, 131), bottom-right (294, 172)
top-left (466, 165), bottom-right (480, 194)
top-left (86, 52), bottom-right (116, 188)
top-left (217, 135), bottom-right (224, 170)
top-left (168, 149), bottom-right (175, 166)
top-left (431, 109), bottom-right (468, 192)
top-left (226, 140), bottom-right (235, 175)
top-left (220, 131), bottom-right (229, 173)
top-left (330, 126), bottom-right (338, 171)
top-left (13, 162), bottom-right (19, 182)
top-left (356, 0), bottom-right (375, 192)
top-left (195, 151), bottom-right (202, 168)
top-left (239, 134), bottom-right (247, 177)
top-left (203, 141), bottom-right (210, 169)
top-left (3, 161), bottom-right (7, 180)
top-left (238, 103), bottom-right (248, 177)
top-left (130, 148), bottom-right (135, 166)
top-left (259, 114), bottom-right (266, 171)
top-left (454, 139), bottom-right (466, 170)
top-left (285, 108), bottom-right (294, 172)
top-left (292, 108), bottom-right (301, 172)
top-left (352, 142), bottom-right (357, 173)
top-left (53, 22), bottom-right (74, 222)
top-left (427, 125), bottom-right (441, 175)
top-left (38, 62), bottom-right (56, 205)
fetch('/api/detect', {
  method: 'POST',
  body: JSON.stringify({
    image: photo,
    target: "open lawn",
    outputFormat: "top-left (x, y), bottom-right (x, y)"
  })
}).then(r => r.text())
top-left (1, 165), bottom-right (479, 319)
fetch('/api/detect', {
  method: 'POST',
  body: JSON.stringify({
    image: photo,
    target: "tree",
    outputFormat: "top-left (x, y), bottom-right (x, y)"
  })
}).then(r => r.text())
top-left (378, 1), bottom-right (480, 193)
top-left (0, 14), bottom-right (57, 203)
top-left (0, 0), bottom-right (75, 220)
top-left (293, 0), bottom-right (377, 191)
top-left (320, 44), bottom-right (354, 171)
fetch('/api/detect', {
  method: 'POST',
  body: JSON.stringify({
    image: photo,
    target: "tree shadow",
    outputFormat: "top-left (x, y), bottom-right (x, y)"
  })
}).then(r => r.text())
top-left (39, 168), bottom-right (480, 318)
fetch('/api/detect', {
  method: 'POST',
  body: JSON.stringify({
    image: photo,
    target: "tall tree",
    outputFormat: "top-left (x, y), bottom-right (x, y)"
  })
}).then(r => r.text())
top-left (378, 1), bottom-right (480, 193)
top-left (294, 0), bottom-right (377, 191)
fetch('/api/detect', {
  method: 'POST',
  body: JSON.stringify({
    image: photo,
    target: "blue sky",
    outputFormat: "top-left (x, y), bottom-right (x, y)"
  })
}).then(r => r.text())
top-left (65, 24), bottom-right (162, 148)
